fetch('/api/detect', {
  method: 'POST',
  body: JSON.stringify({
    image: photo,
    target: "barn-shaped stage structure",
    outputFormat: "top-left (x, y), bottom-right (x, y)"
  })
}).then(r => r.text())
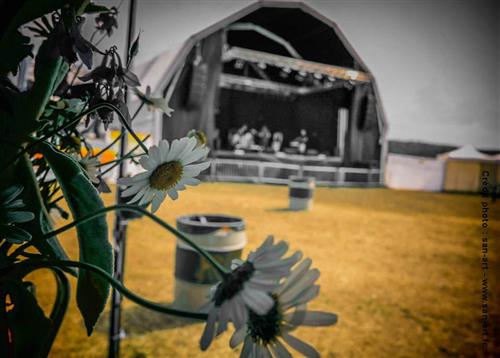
top-left (135, 1), bottom-right (387, 186)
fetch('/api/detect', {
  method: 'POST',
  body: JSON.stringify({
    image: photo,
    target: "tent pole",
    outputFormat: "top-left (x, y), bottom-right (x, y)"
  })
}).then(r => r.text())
top-left (108, 0), bottom-right (137, 357)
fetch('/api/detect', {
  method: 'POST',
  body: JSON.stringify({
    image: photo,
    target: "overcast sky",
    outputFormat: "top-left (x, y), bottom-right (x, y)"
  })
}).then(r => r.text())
top-left (93, 0), bottom-right (499, 149)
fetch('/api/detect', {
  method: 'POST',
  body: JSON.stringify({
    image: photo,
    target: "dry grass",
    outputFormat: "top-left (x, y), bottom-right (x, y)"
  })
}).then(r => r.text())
top-left (27, 183), bottom-right (499, 357)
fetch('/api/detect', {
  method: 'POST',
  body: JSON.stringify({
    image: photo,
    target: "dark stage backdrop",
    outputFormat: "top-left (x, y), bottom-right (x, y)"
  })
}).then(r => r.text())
top-left (216, 87), bottom-right (350, 155)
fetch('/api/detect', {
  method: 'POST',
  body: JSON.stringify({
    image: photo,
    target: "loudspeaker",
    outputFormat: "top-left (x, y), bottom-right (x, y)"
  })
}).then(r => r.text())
top-left (186, 62), bottom-right (208, 109)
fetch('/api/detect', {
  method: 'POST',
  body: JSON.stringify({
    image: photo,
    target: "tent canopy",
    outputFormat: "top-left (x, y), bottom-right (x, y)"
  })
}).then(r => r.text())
top-left (438, 145), bottom-right (496, 161)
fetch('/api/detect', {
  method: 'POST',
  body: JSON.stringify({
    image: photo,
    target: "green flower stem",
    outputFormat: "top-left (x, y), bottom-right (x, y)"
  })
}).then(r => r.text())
top-left (2, 102), bottom-right (148, 172)
top-left (3, 259), bottom-right (209, 320)
top-left (103, 103), bottom-right (149, 153)
top-left (91, 102), bottom-right (145, 160)
top-left (48, 194), bottom-right (64, 206)
top-left (100, 134), bottom-right (151, 176)
top-left (130, 101), bottom-right (145, 120)
top-left (40, 267), bottom-right (70, 358)
top-left (96, 153), bottom-right (143, 167)
top-left (13, 204), bottom-right (229, 278)
top-left (92, 131), bottom-right (124, 158)
top-left (0, 242), bottom-right (12, 256)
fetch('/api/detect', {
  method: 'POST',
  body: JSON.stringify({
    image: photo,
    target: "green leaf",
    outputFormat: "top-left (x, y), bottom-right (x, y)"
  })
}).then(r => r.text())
top-left (0, 224), bottom-right (32, 244)
top-left (10, 35), bottom-right (69, 141)
top-left (29, 36), bottom-right (70, 121)
top-left (4, 211), bottom-right (35, 224)
top-left (39, 142), bottom-right (112, 335)
top-left (3, 199), bottom-right (24, 210)
top-left (0, 185), bottom-right (23, 204)
top-left (129, 32), bottom-right (140, 62)
top-left (0, 279), bottom-right (52, 358)
top-left (15, 154), bottom-right (72, 270)
top-left (84, 3), bottom-right (111, 13)
top-left (0, 30), bottom-right (33, 77)
top-left (3, 1), bottom-right (66, 36)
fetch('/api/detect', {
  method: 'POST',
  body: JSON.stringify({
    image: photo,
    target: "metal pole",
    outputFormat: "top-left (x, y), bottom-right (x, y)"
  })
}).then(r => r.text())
top-left (108, 0), bottom-right (137, 357)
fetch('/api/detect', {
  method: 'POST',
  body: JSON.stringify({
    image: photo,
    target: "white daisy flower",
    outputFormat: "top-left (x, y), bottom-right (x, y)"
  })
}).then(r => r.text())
top-left (187, 129), bottom-right (208, 148)
top-left (200, 236), bottom-right (303, 351)
top-left (117, 137), bottom-right (210, 212)
top-left (229, 257), bottom-right (338, 358)
top-left (134, 86), bottom-right (174, 116)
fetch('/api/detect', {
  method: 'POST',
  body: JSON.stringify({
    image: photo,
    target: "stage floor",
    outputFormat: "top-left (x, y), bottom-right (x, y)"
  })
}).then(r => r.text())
top-left (214, 149), bottom-right (344, 166)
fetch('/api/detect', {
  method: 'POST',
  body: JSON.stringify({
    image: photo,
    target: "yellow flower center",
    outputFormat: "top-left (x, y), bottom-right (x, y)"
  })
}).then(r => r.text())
top-left (149, 161), bottom-right (183, 190)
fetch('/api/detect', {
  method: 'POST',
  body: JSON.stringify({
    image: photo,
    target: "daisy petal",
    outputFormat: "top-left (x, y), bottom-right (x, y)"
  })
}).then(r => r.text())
top-left (166, 139), bottom-right (182, 161)
top-left (167, 188), bottom-right (179, 200)
top-left (151, 191), bottom-right (166, 212)
top-left (283, 285), bottom-right (320, 309)
top-left (270, 339), bottom-right (292, 358)
top-left (232, 295), bottom-right (248, 329)
top-left (128, 171), bottom-right (151, 183)
top-left (122, 181), bottom-right (148, 197)
top-left (276, 258), bottom-right (312, 295)
top-left (138, 188), bottom-right (155, 206)
top-left (200, 308), bottom-right (218, 350)
top-left (254, 251), bottom-right (302, 270)
top-left (279, 269), bottom-right (320, 305)
top-left (139, 156), bottom-right (157, 170)
top-left (183, 177), bottom-right (200, 186)
top-left (282, 332), bottom-right (320, 358)
top-left (245, 280), bottom-right (277, 292)
top-left (127, 185), bottom-right (149, 204)
top-left (241, 336), bottom-right (254, 358)
top-left (177, 137), bottom-right (197, 161)
top-left (159, 139), bottom-right (170, 161)
top-left (183, 161), bottom-right (211, 175)
top-left (229, 327), bottom-right (246, 348)
top-left (241, 288), bottom-right (274, 316)
top-left (285, 311), bottom-right (338, 327)
top-left (181, 146), bottom-right (209, 165)
top-left (117, 177), bottom-right (134, 186)
top-left (149, 145), bottom-right (161, 164)
top-left (216, 305), bottom-right (229, 336)
top-left (262, 346), bottom-right (273, 358)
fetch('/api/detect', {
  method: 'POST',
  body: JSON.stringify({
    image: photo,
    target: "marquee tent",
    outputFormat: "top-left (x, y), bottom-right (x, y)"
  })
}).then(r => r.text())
top-left (385, 154), bottom-right (445, 192)
top-left (438, 145), bottom-right (499, 192)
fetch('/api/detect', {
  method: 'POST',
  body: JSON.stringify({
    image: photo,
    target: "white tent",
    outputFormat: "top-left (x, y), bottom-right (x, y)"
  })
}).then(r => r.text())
top-left (438, 145), bottom-right (498, 192)
top-left (385, 154), bottom-right (445, 191)
top-left (437, 144), bottom-right (494, 161)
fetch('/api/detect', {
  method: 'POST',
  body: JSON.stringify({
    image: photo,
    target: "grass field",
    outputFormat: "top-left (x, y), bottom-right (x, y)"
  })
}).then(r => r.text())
top-left (28, 183), bottom-right (500, 357)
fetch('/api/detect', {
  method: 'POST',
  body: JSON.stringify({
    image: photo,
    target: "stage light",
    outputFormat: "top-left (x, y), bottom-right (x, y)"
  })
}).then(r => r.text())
top-left (298, 70), bottom-right (307, 77)
top-left (347, 70), bottom-right (358, 80)
top-left (282, 66), bottom-right (291, 73)
top-left (327, 76), bottom-right (336, 82)
top-left (257, 62), bottom-right (267, 69)
top-left (313, 73), bottom-right (322, 80)
top-left (234, 60), bottom-right (244, 69)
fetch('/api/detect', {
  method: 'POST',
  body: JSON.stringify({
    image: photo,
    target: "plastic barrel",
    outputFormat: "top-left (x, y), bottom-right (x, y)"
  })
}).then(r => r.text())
top-left (173, 214), bottom-right (246, 311)
top-left (288, 176), bottom-right (315, 211)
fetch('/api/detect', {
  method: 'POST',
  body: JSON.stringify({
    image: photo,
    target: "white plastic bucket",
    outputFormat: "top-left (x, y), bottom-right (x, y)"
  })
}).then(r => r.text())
top-left (173, 214), bottom-right (246, 311)
top-left (288, 176), bottom-right (315, 211)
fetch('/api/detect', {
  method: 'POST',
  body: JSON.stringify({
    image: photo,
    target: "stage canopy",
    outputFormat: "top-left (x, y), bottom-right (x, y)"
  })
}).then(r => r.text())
top-left (134, 1), bottom-right (387, 166)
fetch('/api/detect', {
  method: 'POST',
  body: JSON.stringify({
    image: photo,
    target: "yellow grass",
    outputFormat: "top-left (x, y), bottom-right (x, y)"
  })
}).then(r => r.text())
top-left (28, 184), bottom-right (499, 357)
